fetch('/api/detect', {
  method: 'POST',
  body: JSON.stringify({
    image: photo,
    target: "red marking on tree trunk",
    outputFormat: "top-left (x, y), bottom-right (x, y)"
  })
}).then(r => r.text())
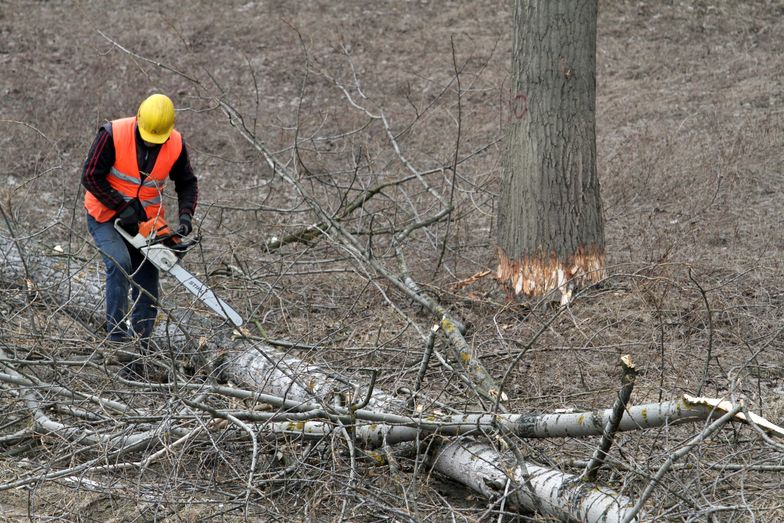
top-left (511, 93), bottom-right (528, 120)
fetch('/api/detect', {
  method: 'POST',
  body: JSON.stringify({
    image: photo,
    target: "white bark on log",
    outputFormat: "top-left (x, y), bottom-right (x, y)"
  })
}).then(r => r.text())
top-left (226, 398), bottom-right (722, 447)
top-left (224, 341), bottom-right (407, 414)
top-left (432, 440), bottom-right (635, 523)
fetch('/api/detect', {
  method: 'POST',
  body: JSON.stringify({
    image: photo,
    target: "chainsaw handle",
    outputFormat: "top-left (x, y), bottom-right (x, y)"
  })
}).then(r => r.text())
top-left (114, 219), bottom-right (147, 248)
top-left (114, 219), bottom-right (200, 259)
top-left (154, 232), bottom-right (201, 254)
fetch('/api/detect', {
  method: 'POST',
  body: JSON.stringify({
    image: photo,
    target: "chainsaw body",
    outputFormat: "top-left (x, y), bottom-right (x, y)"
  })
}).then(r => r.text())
top-left (114, 217), bottom-right (244, 327)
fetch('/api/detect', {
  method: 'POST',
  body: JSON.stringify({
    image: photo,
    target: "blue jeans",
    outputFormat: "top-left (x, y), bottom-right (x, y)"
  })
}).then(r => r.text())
top-left (87, 215), bottom-right (159, 346)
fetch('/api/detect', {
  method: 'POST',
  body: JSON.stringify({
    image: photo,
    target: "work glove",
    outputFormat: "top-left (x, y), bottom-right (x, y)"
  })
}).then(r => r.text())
top-left (176, 214), bottom-right (192, 236)
top-left (117, 200), bottom-right (145, 236)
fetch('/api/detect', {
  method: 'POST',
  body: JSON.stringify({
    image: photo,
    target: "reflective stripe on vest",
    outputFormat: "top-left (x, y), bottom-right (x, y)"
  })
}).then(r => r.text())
top-left (84, 117), bottom-right (183, 223)
top-left (107, 167), bottom-right (164, 209)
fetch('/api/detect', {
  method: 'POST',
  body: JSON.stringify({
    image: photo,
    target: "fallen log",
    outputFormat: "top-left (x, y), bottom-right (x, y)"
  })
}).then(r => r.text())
top-left (8, 231), bottom-right (784, 522)
top-left (7, 234), bottom-right (783, 521)
top-left (219, 341), bottom-right (638, 521)
top-left (432, 440), bottom-right (635, 522)
top-left (0, 235), bottom-right (638, 522)
top-left (204, 396), bottom-right (750, 447)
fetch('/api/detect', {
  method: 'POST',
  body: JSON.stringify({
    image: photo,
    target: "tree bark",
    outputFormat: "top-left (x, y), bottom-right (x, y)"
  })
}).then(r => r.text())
top-left (497, 0), bottom-right (605, 302)
top-left (219, 342), bottom-right (637, 521)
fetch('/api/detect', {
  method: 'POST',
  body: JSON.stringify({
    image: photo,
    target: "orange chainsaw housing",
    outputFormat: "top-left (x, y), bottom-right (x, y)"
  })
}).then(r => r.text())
top-left (138, 217), bottom-right (180, 244)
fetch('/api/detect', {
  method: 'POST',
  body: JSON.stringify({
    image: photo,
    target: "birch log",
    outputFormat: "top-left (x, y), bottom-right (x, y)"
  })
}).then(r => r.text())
top-left (432, 440), bottom-right (634, 522)
top-left (219, 342), bottom-right (638, 521)
top-left (222, 398), bottom-right (733, 447)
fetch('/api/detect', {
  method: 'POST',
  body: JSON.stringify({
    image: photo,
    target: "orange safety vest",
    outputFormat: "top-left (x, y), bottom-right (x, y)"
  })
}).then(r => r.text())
top-left (84, 117), bottom-right (183, 223)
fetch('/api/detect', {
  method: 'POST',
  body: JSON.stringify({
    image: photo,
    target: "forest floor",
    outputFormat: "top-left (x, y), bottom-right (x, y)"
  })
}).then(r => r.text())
top-left (1, 1), bottom-right (783, 521)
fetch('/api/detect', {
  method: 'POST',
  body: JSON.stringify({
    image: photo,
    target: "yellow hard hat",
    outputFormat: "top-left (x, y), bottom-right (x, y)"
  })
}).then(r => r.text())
top-left (136, 94), bottom-right (175, 144)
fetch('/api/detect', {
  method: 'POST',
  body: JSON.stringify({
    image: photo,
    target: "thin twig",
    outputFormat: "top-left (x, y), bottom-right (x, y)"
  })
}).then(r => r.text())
top-left (582, 354), bottom-right (637, 482)
top-left (622, 402), bottom-right (743, 523)
top-left (689, 268), bottom-right (714, 396)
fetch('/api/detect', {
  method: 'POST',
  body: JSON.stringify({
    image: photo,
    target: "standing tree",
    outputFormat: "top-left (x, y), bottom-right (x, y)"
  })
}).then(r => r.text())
top-left (497, 0), bottom-right (605, 303)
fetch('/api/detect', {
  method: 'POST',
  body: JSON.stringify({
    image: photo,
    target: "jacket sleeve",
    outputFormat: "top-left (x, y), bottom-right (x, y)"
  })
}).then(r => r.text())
top-left (81, 125), bottom-right (127, 211)
top-left (169, 140), bottom-right (198, 218)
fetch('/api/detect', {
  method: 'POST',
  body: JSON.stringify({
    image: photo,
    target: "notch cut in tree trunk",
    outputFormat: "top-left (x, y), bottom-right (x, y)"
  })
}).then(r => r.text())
top-left (496, 244), bottom-right (605, 303)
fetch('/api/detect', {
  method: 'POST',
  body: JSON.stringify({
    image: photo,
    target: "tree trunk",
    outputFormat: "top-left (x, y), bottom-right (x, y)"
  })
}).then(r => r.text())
top-left (497, 0), bottom-right (605, 303)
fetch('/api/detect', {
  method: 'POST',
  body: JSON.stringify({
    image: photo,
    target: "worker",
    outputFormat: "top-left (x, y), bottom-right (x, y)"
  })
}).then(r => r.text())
top-left (81, 93), bottom-right (198, 378)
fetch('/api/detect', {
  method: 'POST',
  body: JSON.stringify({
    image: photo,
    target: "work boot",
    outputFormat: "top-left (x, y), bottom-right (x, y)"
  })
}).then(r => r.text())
top-left (145, 365), bottom-right (173, 384)
top-left (119, 361), bottom-right (147, 381)
top-left (99, 336), bottom-right (136, 365)
top-left (117, 341), bottom-right (148, 381)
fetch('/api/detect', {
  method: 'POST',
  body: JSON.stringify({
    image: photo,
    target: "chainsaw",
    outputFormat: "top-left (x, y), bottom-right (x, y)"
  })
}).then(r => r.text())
top-left (114, 217), bottom-right (244, 327)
